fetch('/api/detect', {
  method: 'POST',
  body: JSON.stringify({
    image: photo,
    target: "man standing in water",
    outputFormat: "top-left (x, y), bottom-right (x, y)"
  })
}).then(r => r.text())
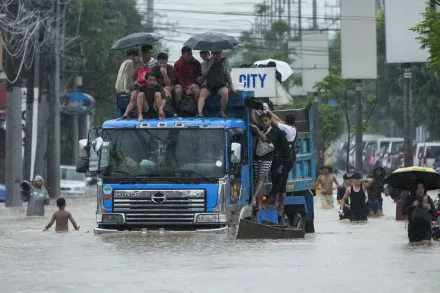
top-left (340, 173), bottom-right (373, 221)
top-left (316, 166), bottom-right (340, 208)
top-left (22, 175), bottom-right (50, 216)
top-left (337, 173), bottom-right (352, 220)
top-left (367, 165), bottom-right (385, 217)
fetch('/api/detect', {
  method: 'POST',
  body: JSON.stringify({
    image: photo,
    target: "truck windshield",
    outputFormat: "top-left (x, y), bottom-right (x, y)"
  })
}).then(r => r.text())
top-left (99, 128), bottom-right (226, 179)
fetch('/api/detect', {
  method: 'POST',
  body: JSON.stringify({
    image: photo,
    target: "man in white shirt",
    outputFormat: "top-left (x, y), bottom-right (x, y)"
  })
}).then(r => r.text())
top-left (265, 110), bottom-right (297, 212)
top-left (267, 110), bottom-right (297, 146)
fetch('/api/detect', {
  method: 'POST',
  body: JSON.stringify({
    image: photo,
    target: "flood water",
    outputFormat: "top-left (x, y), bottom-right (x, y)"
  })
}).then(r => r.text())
top-left (1, 188), bottom-right (440, 293)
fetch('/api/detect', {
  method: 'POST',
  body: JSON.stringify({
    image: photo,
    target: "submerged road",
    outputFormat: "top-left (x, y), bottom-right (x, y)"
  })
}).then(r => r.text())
top-left (0, 189), bottom-right (439, 293)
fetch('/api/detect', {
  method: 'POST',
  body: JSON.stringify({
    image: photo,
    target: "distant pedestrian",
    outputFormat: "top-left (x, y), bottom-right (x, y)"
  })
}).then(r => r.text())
top-left (43, 198), bottom-right (80, 232)
top-left (22, 175), bottom-right (50, 216)
top-left (316, 166), bottom-right (340, 208)
top-left (337, 173), bottom-right (352, 220)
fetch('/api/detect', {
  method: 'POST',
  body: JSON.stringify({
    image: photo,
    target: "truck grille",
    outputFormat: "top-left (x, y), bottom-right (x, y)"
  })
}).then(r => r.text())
top-left (113, 189), bottom-right (206, 225)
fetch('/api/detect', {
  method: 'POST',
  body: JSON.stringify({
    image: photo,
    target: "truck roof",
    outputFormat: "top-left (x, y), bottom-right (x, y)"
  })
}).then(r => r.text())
top-left (102, 117), bottom-right (246, 129)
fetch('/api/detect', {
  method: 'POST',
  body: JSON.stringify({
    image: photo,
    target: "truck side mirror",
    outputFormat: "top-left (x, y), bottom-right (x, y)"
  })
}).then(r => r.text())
top-left (76, 158), bottom-right (88, 174)
top-left (78, 139), bottom-right (89, 159)
top-left (231, 142), bottom-right (242, 163)
top-left (93, 137), bottom-right (104, 153)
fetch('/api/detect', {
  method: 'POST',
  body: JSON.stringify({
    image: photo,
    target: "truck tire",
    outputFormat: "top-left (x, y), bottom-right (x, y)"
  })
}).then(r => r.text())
top-left (305, 219), bottom-right (315, 233)
top-left (292, 212), bottom-right (305, 231)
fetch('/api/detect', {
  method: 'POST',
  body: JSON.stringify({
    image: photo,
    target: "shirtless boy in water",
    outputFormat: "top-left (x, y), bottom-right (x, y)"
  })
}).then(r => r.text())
top-left (316, 166), bottom-right (340, 208)
top-left (43, 198), bottom-right (80, 232)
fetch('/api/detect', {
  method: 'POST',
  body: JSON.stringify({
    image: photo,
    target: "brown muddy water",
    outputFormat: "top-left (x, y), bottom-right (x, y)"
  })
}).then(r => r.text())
top-left (0, 188), bottom-right (439, 293)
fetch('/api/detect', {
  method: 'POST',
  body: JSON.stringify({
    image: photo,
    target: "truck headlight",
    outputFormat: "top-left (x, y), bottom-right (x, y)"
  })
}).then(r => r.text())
top-left (196, 213), bottom-right (228, 223)
top-left (98, 213), bottom-right (124, 224)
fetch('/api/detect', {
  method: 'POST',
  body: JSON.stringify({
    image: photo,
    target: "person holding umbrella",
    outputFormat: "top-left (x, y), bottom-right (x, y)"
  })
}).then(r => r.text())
top-left (385, 166), bottom-right (440, 243)
top-left (197, 50), bottom-right (236, 117)
top-left (183, 32), bottom-right (238, 117)
top-left (403, 181), bottom-right (436, 243)
top-left (120, 44), bottom-right (158, 119)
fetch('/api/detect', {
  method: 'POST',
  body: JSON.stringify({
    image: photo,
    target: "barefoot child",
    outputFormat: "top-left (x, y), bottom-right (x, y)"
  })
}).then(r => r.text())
top-left (43, 198), bottom-right (80, 232)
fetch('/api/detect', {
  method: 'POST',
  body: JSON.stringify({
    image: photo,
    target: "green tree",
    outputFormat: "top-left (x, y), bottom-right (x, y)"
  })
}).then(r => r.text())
top-left (60, 0), bottom-right (161, 162)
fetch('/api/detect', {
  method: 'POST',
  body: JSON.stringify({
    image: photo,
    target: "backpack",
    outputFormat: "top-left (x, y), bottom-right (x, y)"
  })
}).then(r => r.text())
top-left (179, 95), bottom-right (197, 116)
top-left (206, 58), bottom-right (227, 88)
top-left (290, 126), bottom-right (299, 154)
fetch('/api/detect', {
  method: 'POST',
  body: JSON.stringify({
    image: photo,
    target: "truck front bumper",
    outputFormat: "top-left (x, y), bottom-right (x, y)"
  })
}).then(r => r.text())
top-left (94, 212), bottom-right (229, 235)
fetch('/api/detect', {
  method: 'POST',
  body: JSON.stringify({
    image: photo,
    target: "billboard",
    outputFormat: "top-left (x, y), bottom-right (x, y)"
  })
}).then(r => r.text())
top-left (231, 67), bottom-right (276, 97)
top-left (385, 0), bottom-right (429, 63)
top-left (340, 0), bottom-right (377, 79)
top-left (301, 31), bottom-right (329, 93)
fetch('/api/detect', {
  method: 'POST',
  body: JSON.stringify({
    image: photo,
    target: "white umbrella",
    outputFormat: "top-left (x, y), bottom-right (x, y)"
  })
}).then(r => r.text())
top-left (253, 59), bottom-right (294, 82)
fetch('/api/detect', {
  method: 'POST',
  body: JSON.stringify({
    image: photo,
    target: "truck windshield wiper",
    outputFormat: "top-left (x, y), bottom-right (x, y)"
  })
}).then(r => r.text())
top-left (98, 170), bottom-right (149, 184)
top-left (178, 169), bottom-right (217, 183)
top-left (138, 173), bottom-right (180, 183)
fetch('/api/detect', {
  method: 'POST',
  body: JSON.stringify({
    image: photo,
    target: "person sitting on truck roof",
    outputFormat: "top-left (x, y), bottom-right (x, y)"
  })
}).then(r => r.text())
top-left (151, 52), bottom-right (176, 99)
top-left (115, 48), bottom-right (138, 95)
top-left (198, 51), bottom-right (211, 84)
top-left (135, 72), bottom-right (167, 121)
top-left (120, 45), bottom-right (157, 119)
top-left (174, 46), bottom-right (201, 106)
top-left (197, 50), bottom-right (236, 118)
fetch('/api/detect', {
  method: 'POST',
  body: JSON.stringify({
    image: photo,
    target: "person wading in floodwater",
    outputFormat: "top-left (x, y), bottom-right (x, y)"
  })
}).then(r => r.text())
top-left (316, 166), bottom-right (340, 208)
top-left (22, 175), bottom-right (50, 216)
top-left (340, 173), bottom-right (373, 222)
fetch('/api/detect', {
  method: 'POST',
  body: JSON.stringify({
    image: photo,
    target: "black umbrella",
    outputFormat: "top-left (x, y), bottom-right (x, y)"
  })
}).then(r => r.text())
top-left (384, 166), bottom-right (440, 191)
top-left (183, 32), bottom-right (239, 51)
top-left (111, 32), bottom-right (164, 50)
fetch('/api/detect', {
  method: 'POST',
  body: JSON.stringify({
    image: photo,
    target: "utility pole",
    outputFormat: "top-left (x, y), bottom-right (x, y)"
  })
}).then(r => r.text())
top-left (278, 0), bottom-right (282, 20)
top-left (355, 80), bottom-right (363, 174)
top-left (287, 0), bottom-right (291, 39)
top-left (47, 0), bottom-right (61, 198)
top-left (71, 76), bottom-right (82, 164)
top-left (146, 0), bottom-right (154, 32)
top-left (5, 87), bottom-right (23, 207)
top-left (298, 0), bottom-right (302, 41)
top-left (403, 63), bottom-right (413, 167)
top-left (312, 0), bottom-right (318, 29)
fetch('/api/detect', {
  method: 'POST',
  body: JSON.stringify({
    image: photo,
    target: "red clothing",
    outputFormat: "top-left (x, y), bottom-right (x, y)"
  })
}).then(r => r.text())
top-left (174, 56), bottom-right (201, 88)
top-left (137, 67), bottom-right (152, 84)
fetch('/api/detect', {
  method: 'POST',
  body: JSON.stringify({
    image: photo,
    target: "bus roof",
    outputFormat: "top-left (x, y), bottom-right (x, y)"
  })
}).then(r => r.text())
top-left (102, 117), bottom-right (246, 129)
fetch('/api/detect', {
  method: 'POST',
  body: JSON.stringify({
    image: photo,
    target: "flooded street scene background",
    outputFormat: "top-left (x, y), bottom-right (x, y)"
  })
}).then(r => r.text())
top-left (1, 190), bottom-right (440, 293)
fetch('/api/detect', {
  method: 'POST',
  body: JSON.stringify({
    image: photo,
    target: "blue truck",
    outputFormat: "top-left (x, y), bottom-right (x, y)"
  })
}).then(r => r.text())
top-left (76, 91), bottom-right (316, 235)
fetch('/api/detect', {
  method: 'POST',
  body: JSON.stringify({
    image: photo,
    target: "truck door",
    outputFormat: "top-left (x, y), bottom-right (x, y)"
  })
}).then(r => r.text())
top-left (228, 128), bottom-right (251, 206)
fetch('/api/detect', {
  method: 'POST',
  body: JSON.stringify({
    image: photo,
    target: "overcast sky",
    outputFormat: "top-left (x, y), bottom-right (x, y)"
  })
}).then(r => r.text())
top-left (136, 0), bottom-right (339, 63)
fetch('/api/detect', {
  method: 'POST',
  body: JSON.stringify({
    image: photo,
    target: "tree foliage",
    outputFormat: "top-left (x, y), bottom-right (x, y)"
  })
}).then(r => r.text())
top-left (64, 0), bottom-right (144, 124)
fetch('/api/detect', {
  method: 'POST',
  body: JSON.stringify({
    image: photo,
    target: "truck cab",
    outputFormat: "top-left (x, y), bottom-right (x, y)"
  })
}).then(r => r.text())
top-left (76, 90), bottom-right (316, 234)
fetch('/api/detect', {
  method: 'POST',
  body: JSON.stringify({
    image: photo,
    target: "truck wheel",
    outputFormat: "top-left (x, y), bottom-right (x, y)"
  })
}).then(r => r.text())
top-left (292, 213), bottom-right (305, 231)
top-left (305, 219), bottom-right (315, 233)
top-left (280, 213), bottom-right (291, 228)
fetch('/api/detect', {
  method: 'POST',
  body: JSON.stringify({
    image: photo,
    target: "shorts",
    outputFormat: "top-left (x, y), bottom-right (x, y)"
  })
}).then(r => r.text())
top-left (367, 199), bottom-right (383, 213)
top-left (202, 83), bottom-right (227, 95)
top-left (270, 159), bottom-right (294, 195)
top-left (254, 160), bottom-right (272, 180)
top-left (320, 194), bottom-right (334, 208)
